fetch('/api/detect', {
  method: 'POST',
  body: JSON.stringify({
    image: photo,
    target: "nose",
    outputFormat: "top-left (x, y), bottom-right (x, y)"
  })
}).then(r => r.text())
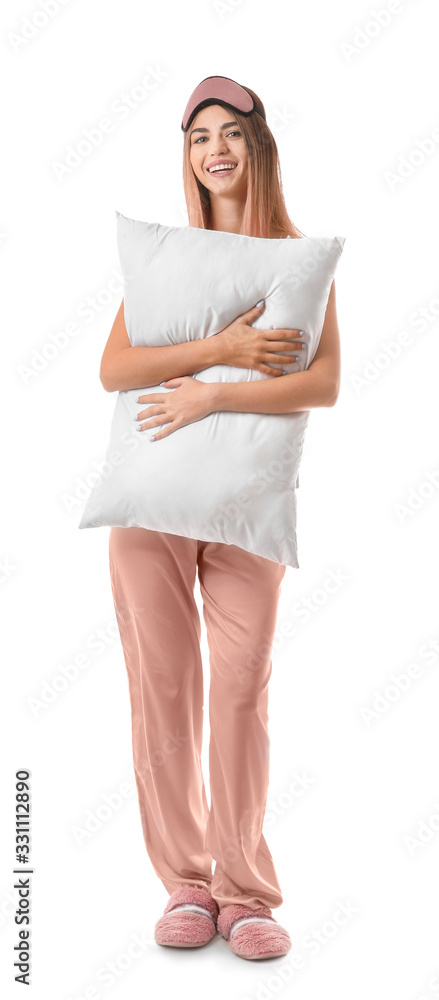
top-left (209, 134), bottom-right (230, 156)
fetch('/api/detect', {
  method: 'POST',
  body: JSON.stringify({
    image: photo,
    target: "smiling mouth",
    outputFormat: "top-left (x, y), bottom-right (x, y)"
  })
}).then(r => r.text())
top-left (206, 163), bottom-right (238, 176)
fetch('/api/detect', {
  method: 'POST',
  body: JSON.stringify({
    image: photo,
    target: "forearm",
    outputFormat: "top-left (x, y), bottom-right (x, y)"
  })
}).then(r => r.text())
top-left (101, 335), bottom-right (223, 392)
top-left (210, 368), bottom-right (338, 414)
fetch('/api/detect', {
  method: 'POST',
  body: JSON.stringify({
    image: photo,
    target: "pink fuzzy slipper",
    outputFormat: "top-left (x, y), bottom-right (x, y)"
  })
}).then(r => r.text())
top-left (217, 903), bottom-right (292, 960)
top-left (154, 885), bottom-right (219, 948)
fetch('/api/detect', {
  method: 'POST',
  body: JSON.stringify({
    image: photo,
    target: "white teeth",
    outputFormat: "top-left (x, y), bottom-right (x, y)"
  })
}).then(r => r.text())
top-left (208, 163), bottom-right (237, 173)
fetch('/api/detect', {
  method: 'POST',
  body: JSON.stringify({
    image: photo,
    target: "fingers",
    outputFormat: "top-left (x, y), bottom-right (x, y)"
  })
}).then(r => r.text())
top-left (269, 342), bottom-right (306, 352)
top-left (135, 403), bottom-right (166, 423)
top-left (242, 300), bottom-right (266, 320)
top-left (139, 417), bottom-right (175, 438)
top-left (264, 329), bottom-right (303, 339)
top-left (267, 353), bottom-right (302, 364)
top-left (137, 414), bottom-right (170, 432)
top-left (136, 403), bottom-right (165, 415)
top-left (258, 365), bottom-right (285, 376)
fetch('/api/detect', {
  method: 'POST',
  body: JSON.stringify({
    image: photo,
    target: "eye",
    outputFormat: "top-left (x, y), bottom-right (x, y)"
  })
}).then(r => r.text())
top-left (193, 130), bottom-right (241, 144)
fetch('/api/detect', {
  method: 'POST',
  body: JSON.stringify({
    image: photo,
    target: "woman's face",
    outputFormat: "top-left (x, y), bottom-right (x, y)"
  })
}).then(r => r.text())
top-left (189, 103), bottom-right (248, 199)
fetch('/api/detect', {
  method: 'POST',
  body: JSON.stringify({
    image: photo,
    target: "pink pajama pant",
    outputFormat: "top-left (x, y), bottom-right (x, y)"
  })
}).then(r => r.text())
top-left (108, 525), bottom-right (286, 910)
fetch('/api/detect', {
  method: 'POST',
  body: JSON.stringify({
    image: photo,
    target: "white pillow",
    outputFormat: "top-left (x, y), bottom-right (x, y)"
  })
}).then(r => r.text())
top-left (78, 213), bottom-right (345, 568)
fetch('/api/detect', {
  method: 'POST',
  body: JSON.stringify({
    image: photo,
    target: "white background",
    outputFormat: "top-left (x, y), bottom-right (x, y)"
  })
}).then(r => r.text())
top-left (1, 0), bottom-right (439, 997)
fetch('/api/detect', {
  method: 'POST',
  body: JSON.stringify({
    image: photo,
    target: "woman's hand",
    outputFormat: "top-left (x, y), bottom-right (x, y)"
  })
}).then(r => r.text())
top-left (136, 376), bottom-right (214, 440)
top-left (216, 301), bottom-right (306, 376)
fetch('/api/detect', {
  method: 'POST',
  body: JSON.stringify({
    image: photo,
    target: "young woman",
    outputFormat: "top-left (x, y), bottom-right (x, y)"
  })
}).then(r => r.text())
top-left (100, 76), bottom-right (341, 961)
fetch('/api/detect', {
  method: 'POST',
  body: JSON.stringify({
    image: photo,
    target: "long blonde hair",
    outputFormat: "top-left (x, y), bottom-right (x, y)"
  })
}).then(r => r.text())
top-left (182, 84), bottom-right (305, 239)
